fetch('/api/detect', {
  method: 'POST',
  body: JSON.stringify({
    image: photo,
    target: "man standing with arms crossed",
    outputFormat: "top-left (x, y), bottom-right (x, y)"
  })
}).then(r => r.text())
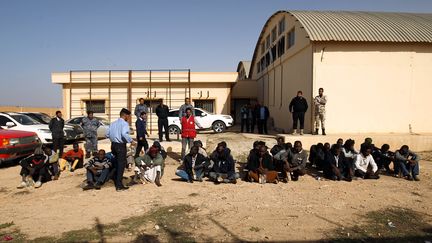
top-left (106, 108), bottom-right (136, 191)
top-left (313, 88), bottom-right (327, 135)
top-left (155, 100), bottom-right (171, 142)
top-left (81, 110), bottom-right (101, 158)
top-left (49, 111), bottom-right (65, 157)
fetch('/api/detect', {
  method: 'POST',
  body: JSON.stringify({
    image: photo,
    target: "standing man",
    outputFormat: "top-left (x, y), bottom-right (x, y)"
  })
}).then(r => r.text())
top-left (257, 103), bottom-right (270, 134)
top-left (180, 108), bottom-right (202, 160)
top-left (81, 110), bottom-right (101, 158)
top-left (135, 111), bottom-right (149, 158)
top-left (49, 111), bottom-right (65, 157)
top-left (289, 91), bottom-right (308, 135)
top-left (155, 100), bottom-right (170, 142)
top-left (313, 88), bottom-right (327, 135)
top-left (179, 97), bottom-right (195, 119)
top-left (106, 108), bottom-right (136, 191)
top-left (134, 98), bottom-right (149, 120)
top-left (240, 104), bottom-right (250, 133)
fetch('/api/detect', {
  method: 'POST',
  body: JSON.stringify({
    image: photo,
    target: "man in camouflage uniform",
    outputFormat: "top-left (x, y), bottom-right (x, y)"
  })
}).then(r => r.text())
top-left (313, 88), bottom-right (327, 135)
top-left (81, 111), bottom-right (101, 158)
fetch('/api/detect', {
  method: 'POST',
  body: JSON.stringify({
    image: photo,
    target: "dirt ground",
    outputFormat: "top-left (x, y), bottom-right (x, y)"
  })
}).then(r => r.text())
top-left (0, 132), bottom-right (431, 242)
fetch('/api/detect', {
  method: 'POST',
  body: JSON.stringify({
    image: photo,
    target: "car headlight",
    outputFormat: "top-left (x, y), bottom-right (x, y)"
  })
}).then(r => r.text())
top-left (9, 138), bottom-right (19, 145)
top-left (223, 115), bottom-right (232, 119)
top-left (38, 129), bottom-right (51, 133)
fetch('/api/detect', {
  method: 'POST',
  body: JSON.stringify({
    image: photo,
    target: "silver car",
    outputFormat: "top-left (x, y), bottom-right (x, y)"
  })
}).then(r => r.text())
top-left (66, 116), bottom-right (134, 138)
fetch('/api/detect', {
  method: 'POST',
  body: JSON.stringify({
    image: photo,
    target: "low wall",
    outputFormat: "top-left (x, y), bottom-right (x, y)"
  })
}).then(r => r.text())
top-left (278, 133), bottom-right (432, 152)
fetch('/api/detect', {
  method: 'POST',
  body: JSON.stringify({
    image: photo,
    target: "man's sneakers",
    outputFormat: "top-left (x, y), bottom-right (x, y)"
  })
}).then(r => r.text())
top-left (17, 181), bottom-right (27, 189)
top-left (94, 182), bottom-right (102, 190)
top-left (413, 175), bottom-right (420, 181)
top-left (82, 183), bottom-right (94, 191)
top-left (34, 181), bottom-right (42, 188)
top-left (116, 185), bottom-right (129, 192)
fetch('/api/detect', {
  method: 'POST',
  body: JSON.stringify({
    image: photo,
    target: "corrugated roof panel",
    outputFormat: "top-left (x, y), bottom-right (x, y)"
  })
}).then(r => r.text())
top-left (289, 11), bottom-right (432, 43)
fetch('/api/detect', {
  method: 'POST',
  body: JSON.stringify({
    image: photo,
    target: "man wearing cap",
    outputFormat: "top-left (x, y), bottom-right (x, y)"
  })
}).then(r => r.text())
top-left (81, 110), bottom-right (101, 158)
top-left (106, 108), bottom-right (136, 191)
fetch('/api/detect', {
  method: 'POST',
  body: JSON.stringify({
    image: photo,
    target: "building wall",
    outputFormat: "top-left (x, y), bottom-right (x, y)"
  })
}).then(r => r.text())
top-left (251, 12), bottom-right (314, 133)
top-left (312, 42), bottom-right (432, 133)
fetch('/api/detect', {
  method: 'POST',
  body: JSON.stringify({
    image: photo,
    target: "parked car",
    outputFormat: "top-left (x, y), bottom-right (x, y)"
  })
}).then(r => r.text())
top-left (0, 127), bottom-right (40, 165)
top-left (167, 108), bottom-right (234, 135)
top-left (66, 116), bottom-right (135, 138)
top-left (0, 112), bottom-right (52, 143)
top-left (20, 112), bottom-right (84, 141)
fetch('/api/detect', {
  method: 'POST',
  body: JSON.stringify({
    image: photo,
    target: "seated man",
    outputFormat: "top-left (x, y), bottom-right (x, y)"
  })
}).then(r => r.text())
top-left (176, 146), bottom-right (209, 183)
top-left (43, 146), bottom-right (60, 180)
top-left (193, 140), bottom-right (208, 157)
top-left (83, 149), bottom-right (111, 190)
top-left (285, 141), bottom-right (308, 181)
top-left (354, 145), bottom-right (379, 179)
top-left (395, 145), bottom-right (420, 181)
top-left (151, 141), bottom-right (168, 160)
top-left (209, 142), bottom-right (237, 184)
top-left (323, 144), bottom-right (352, 181)
top-left (247, 145), bottom-right (278, 183)
top-left (373, 144), bottom-right (395, 175)
top-left (309, 143), bottom-right (326, 171)
top-left (61, 142), bottom-right (84, 172)
top-left (17, 147), bottom-right (50, 189)
top-left (133, 146), bottom-right (163, 186)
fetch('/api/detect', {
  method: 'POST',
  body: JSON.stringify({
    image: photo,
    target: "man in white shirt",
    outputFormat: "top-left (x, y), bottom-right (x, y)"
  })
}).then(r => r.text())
top-left (354, 145), bottom-right (380, 179)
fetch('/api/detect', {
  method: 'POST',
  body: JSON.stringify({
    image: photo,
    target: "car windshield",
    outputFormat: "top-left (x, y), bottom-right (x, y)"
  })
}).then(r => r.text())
top-left (96, 117), bottom-right (110, 125)
top-left (27, 113), bottom-right (51, 124)
top-left (197, 108), bottom-right (213, 115)
top-left (10, 114), bottom-right (39, 125)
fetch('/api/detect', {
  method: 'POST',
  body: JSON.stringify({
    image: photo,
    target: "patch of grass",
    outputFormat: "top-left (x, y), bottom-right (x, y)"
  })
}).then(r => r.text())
top-left (0, 222), bottom-right (27, 242)
top-left (328, 207), bottom-right (432, 242)
top-left (249, 226), bottom-right (260, 232)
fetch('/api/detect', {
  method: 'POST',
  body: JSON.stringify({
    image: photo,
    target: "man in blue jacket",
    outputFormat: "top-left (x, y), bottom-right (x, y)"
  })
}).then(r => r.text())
top-left (135, 111), bottom-right (149, 158)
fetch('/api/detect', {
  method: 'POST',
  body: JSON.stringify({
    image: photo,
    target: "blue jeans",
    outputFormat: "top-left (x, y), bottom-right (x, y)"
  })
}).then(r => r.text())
top-left (175, 169), bottom-right (203, 181)
top-left (399, 161), bottom-right (419, 176)
top-left (86, 168), bottom-right (110, 184)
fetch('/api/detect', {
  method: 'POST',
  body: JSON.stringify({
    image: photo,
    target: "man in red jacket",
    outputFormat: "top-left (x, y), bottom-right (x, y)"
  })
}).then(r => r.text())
top-left (180, 108), bottom-right (202, 160)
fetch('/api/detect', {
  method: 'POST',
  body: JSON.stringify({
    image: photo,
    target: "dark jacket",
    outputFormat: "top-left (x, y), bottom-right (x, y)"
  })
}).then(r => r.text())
top-left (323, 152), bottom-right (348, 177)
top-left (135, 118), bottom-right (147, 139)
top-left (183, 153), bottom-right (209, 180)
top-left (155, 105), bottom-right (170, 119)
top-left (211, 149), bottom-right (235, 176)
top-left (247, 153), bottom-right (274, 171)
top-left (289, 96), bottom-right (308, 113)
top-left (49, 117), bottom-right (64, 138)
top-left (256, 106), bottom-right (270, 120)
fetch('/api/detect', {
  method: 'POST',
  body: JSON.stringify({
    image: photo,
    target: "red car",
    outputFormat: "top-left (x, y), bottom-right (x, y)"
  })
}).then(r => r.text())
top-left (0, 127), bottom-right (40, 165)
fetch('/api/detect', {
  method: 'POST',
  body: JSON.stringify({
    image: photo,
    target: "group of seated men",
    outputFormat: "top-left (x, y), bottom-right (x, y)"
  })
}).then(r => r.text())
top-left (17, 136), bottom-right (421, 189)
top-left (17, 142), bottom-right (85, 189)
top-left (309, 137), bottom-right (421, 181)
top-left (176, 140), bottom-right (239, 184)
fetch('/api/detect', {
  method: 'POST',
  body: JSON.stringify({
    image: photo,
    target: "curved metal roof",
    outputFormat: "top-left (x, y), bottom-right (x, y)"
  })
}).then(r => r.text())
top-left (290, 11), bottom-right (432, 42)
top-left (249, 10), bottom-right (432, 78)
top-left (236, 61), bottom-right (251, 78)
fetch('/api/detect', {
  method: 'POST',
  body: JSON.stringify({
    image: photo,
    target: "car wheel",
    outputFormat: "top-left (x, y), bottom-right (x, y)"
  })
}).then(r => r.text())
top-left (168, 125), bottom-right (180, 135)
top-left (212, 121), bottom-right (226, 133)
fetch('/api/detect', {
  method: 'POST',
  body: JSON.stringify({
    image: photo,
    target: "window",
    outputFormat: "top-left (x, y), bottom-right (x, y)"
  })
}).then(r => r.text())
top-left (265, 35), bottom-right (270, 49)
top-left (194, 100), bottom-right (214, 113)
top-left (278, 17), bottom-right (285, 35)
top-left (287, 28), bottom-right (295, 49)
top-left (168, 110), bottom-right (179, 117)
top-left (271, 27), bottom-right (277, 43)
top-left (10, 115), bottom-right (38, 125)
top-left (141, 99), bottom-right (163, 113)
top-left (260, 43), bottom-right (265, 54)
top-left (278, 36), bottom-right (285, 57)
top-left (265, 52), bottom-right (270, 67)
top-left (68, 117), bottom-right (83, 125)
top-left (85, 100), bottom-right (105, 114)
top-left (271, 45), bottom-right (277, 63)
top-left (0, 115), bottom-right (13, 126)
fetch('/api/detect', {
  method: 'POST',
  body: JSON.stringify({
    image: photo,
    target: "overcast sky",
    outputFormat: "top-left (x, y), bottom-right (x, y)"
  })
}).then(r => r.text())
top-left (1, 0), bottom-right (432, 107)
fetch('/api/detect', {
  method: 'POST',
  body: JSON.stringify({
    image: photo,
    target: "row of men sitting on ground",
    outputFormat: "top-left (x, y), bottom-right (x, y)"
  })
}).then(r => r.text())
top-left (17, 136), bottom-right (420, 189)
top-left (308, 137), bottom-right (420, 181)
top-left (17, 140), bottom-right (168, 190)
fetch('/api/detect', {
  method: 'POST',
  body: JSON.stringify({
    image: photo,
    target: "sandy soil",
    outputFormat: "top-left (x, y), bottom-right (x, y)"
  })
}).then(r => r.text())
top-left (0, 132), bottom-right (431, 242)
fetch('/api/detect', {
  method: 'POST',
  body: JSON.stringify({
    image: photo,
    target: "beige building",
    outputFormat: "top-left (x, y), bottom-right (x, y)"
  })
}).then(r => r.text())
top-left (51, 70), bottom-right (237, 131)
top-left (247, 11), bottom-right (432, 134)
